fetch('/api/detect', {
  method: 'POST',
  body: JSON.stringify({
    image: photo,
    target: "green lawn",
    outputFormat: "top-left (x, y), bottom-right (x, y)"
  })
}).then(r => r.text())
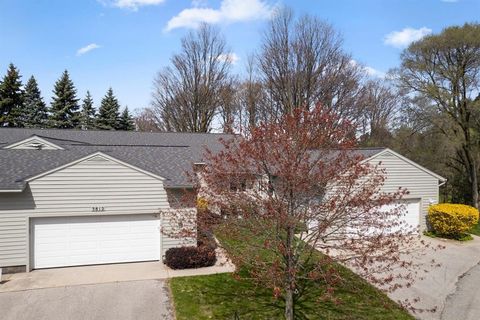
top-left (171, 271), bottom-right (412, 320)
top-left (170, 229), bottom-right (413, 320)
top-left (470, 223), bottom-right (480, 236)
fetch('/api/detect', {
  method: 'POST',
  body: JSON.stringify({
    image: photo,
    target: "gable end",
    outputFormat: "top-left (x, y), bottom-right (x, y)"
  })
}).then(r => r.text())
top-left (25, 152), bottom-right (166, 183)
top-left (365, 148), bottom-right (446, 183)
top-left (4, 136), bottom-right (64, 150)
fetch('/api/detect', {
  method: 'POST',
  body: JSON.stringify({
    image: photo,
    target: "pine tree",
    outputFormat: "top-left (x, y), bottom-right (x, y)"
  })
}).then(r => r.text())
top-left (79, 91), bottom-right (96, 130)
top-left (22, 76), bottom-right (48, 128)
top-left (49, 70), bottom-right (80, 128)
top-left (118, 106), bottom-right (135, 131)
top-left (96, 87), bottom-right (120, 130)
top-left (0, 63), bottom-right (24, 127)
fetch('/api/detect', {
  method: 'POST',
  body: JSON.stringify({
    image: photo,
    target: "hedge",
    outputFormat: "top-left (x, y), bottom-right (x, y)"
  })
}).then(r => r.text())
top-left (428, 203), bottom-right (479, 238)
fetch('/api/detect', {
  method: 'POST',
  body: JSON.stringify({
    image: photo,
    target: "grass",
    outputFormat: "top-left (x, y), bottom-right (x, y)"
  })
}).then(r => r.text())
top-left (424, 230), bottom-right (475, 241)
top-left (470, 223), bottom-right (480, 237)
top-left (170, 227), bottom-right (413, 320)
top-left (171, 270), bottom-right (413, 320)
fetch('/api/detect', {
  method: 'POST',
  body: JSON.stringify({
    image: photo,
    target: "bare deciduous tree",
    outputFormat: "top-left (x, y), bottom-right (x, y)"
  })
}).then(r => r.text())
top-left (151, 23), bottom-right (234, 132)
top-left (134, 108), bottom-right (161, 132)
top-left (258, 8), bottom-right (366, 123)
top-left (359, 79), bottom-right (401, 146)
top-left (218, 80), bottom-right (238, 133)
top-left (232, 55), bottom-right (270, 134)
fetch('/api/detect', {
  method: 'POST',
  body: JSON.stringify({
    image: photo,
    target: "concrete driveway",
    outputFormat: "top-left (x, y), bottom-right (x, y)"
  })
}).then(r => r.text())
top-left (0, 250), bottom-right (235, 320)
top-left (388, 236), bottom-right (480, 320)
top-left (0, 279), bottom-right (174, 320)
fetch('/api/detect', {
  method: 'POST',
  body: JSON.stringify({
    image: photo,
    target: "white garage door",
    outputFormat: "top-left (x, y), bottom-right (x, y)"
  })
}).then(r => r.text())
top-left (381, 199), bottom-right (421, 234)
top-left (32, 214), bottom-right (161, 269)
top-left (307, 199), bottom-right (421, 235)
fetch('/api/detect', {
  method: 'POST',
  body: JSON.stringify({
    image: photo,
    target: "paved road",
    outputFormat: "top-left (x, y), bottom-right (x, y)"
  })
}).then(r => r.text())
top-left (0, 279), bottom-right (174, 320)
top-left (387, 236), bottom-right (480, 320)
top-left (441, 262), bottom-right (480, 320)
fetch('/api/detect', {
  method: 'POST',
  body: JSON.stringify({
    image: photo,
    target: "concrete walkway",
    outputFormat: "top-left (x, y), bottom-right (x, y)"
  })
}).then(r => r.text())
top-left (0, 248), bottom-right (235, 293)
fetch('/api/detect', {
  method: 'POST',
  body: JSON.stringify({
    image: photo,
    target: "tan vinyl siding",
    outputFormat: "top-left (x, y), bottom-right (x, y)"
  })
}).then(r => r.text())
top-left (368, 151), bottom-right (440, 230)
top-left (0, 155), bottom-right (193, 268)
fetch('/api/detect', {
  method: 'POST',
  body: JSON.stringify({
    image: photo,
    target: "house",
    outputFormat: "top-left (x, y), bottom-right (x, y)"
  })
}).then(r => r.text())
top-left (0, 128), bottom-right (232, 272)
top-left (306, 148), bottom-right (447, 234)
top-left (0, 128), bottom-right (445, 272)
top-left (360, 148), bottom-right (446, 232)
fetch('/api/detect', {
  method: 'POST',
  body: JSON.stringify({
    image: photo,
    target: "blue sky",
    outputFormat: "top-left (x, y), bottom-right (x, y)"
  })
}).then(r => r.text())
top-left (0, 0), bottom-right (478, 113)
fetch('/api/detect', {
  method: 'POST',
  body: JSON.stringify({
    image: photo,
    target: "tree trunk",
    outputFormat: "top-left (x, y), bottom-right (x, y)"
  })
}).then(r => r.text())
top-left (463, 143), bottom-right (479, 209)
top-left (284, 225), bottom-right (295, 320)
top-left (285, 286), bottom-right (294, 320)
top-left (471, 162), bottom-right (479, 209)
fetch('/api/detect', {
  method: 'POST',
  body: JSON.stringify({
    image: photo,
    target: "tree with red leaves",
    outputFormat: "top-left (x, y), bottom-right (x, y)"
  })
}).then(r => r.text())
top-left (195, 105), bottom-right (432, 319)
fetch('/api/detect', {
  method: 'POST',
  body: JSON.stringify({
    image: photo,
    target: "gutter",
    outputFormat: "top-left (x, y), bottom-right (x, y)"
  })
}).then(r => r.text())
top-left (0, 189), bottom-right (23, 193)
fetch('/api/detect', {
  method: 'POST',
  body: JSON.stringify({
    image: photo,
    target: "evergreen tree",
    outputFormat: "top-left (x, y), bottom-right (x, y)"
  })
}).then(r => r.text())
top-left (49, 70), bottom-right (80, 128)
top-left (0, 63), bottom-right (24, 127)
top-left (118, 106), bottom-right (135, 131)
top-left (22, 76), bottom-right (48, 128)
top-left (96, 87), bottom-right (120, 130)
top-left (79, 91), bottom-right (96, 130)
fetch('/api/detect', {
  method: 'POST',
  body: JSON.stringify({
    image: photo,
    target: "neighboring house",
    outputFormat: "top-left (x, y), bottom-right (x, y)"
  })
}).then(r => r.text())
top-left (0, 128), bottom-right (445, 272)
top-left (306, 148), bottom-right (446, 234)
top-left (361, 148), bottom-right (446, 232)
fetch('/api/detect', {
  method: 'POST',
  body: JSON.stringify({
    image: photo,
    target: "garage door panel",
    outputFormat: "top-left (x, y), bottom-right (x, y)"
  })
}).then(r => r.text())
top-left (382, 199), bottom-right (420, 234)
top-left (69, 255), bottom-right (101, 265)
top-left (69, 240), bottom-right (98, 250)
top-left (34, 229), bottom-right (70, 238)
top-left (32, 214), bottom-right (161, 269)
top-left (36, 257), bottom-right (67, 267)
top-left (35, 244), bottom-right (69, 253)
top-left (309, 199), bottom-right (421, 236)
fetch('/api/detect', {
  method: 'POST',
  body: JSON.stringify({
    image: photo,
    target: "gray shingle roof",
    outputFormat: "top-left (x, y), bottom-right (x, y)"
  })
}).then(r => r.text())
top-left (0, 128), bottom-right (235, 190)
top-left (0, 128), bottom-right (386, 191)
top-left (308, 148), bottom-right (386, 162)
top-left (0, 128), bottom-right (233, 148)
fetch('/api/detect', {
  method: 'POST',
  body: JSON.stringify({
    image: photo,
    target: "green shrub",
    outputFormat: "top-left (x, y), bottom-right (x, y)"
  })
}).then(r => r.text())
top-left (428, 203), bottom-right (479, 239)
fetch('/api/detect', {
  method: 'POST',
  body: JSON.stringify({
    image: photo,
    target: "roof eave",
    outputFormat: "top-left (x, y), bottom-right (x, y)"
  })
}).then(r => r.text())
top-left (0, 187), bottom-right (24, 193)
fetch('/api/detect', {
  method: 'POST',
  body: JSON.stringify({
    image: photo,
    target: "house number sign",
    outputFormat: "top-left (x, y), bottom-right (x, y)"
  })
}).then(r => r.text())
top-left (92, 206), bottom-right (105, 212)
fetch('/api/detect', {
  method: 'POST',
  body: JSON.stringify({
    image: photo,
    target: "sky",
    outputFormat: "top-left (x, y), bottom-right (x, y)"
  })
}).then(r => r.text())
top-left (0, 0), bottom-right (479, 114)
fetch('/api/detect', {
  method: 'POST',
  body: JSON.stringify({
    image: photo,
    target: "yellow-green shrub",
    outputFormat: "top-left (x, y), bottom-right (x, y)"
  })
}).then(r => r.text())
top-left (428, 203), bottom-right (479, 237)
top-left (196, 197), bottom-right (209, 211)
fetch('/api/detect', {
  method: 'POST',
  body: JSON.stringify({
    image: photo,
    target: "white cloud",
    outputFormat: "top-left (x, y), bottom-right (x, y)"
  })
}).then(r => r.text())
top-left (76, 43), bottom-right (101, 56)
top-left (384, 27), bottom-right (432, 48)
top-left (364, 66), bottom-right (385, 79)
top-left (100, 0), bottom-right (166, 10)
top-left (350, 60), bottom-right (385, 79)
top-left (218, 53), bottom-right (240, 64)
top-left (165, 0), bottom-right (273, 31)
